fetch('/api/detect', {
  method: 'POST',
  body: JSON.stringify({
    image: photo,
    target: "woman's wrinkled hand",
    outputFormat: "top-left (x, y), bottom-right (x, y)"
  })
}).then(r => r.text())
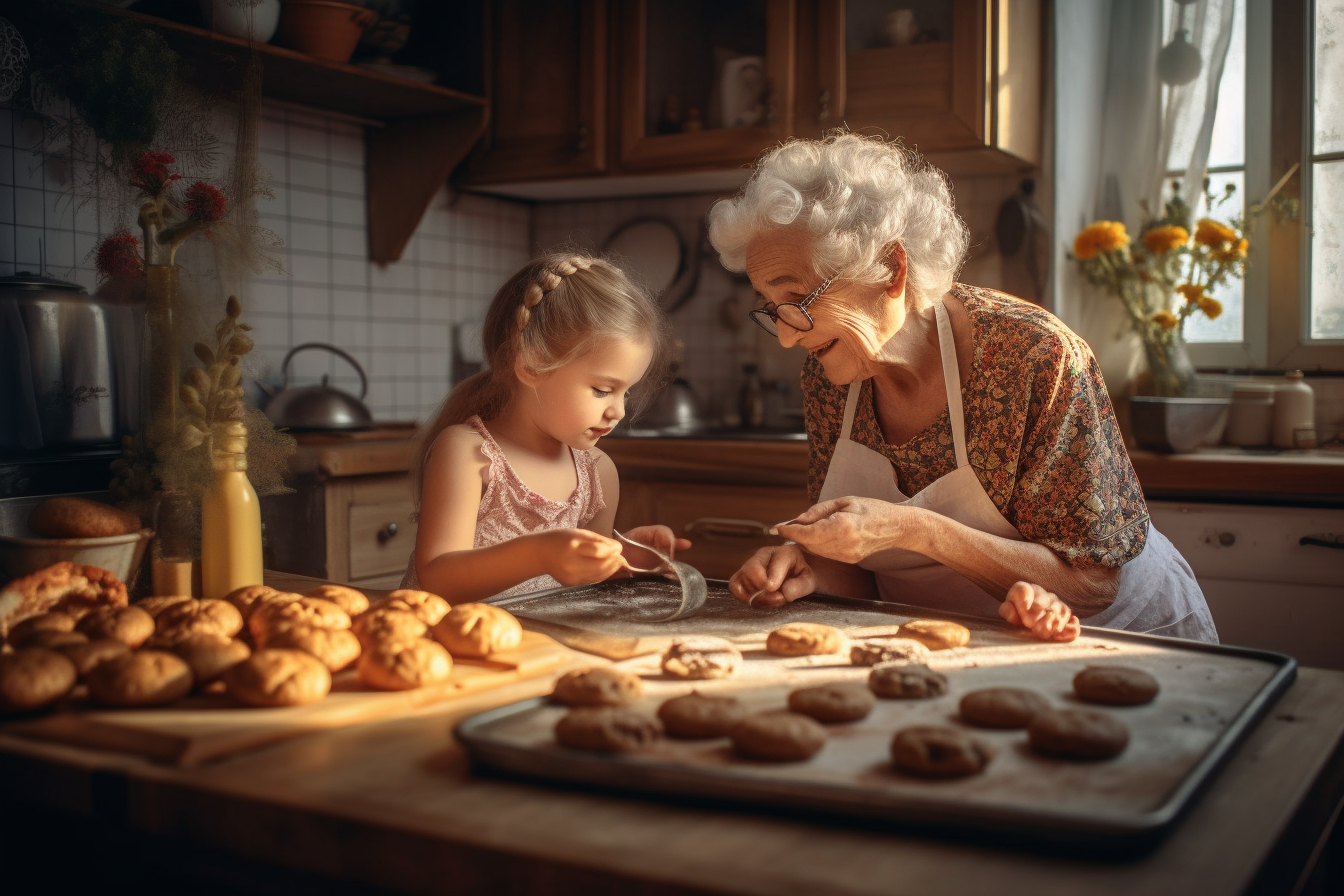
top-left (772, 497), bottom-right (911, 564)
top-left (727, 544), bottom-right (817, 608)
top-left (540, 529), bottom-right (625, 586)
top-left (998, 581), bottom-right (1081, 642)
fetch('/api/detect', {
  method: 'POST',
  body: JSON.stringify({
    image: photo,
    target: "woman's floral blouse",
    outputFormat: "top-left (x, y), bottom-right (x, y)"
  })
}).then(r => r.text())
top-left (801, 285), bottom-right (1149, 569)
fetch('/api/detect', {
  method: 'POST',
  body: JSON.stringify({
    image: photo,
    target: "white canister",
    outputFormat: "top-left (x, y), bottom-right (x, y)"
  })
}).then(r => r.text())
top-left (1224, 382), bottom-right (1277, 447)
top-left (1272, 370), bottom-right (1316, 448)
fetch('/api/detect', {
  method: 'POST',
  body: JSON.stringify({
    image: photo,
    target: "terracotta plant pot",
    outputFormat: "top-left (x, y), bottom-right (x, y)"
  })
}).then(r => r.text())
top-left (274, 0), bottom-right (377, 65)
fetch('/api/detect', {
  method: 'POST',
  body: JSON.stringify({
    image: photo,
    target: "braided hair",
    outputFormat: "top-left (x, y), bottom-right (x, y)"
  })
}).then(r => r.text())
top-left (410, 249), bottom-right (673, 509)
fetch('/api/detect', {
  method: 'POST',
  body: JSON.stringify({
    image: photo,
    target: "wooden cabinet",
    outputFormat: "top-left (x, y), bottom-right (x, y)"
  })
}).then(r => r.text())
top-left (328, 475), bottom-right (419, 589)
top-left (462, 0), bottom-right (1038, 197)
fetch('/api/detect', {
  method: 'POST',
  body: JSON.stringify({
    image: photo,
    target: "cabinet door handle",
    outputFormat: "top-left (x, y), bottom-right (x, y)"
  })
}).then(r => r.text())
top-left (685, 517), bottom-right (779, 538)
top-left (574, 123), bottom-right (589, 153)
top-left (1299, 534), bottom-right (1344, 550)
top-left (378, 522), bottom-right (399, 544)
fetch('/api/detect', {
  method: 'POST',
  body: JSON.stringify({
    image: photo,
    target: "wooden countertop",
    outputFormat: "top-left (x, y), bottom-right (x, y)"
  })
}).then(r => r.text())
top-left (287, 426), bottom-right (1344, 505)
top-left (2, 661), bottom-right (1342, 895)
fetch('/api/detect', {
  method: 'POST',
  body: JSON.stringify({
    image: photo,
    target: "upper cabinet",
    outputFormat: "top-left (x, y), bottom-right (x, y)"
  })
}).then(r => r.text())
top-left (460, 0), bottom-right (1040, 199)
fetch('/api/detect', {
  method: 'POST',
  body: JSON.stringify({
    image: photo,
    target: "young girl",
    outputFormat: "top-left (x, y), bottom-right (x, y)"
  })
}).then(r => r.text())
top-left (403, 251), bottom-right (689, 603)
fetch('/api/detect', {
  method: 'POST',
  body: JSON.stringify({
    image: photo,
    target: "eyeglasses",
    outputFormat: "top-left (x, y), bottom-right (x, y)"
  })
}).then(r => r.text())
top-left (748, 278), bottom-right (833, 336)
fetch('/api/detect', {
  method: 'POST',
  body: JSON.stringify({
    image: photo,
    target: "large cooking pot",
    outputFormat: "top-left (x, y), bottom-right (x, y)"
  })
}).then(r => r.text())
top-left (0, 272), bottom-right (141, 452)
top-left (264, 342), bottom-right (374, 431)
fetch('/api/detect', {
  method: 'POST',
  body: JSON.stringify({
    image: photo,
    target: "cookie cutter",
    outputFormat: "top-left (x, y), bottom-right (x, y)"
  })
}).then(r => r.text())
top-left (612, 529), bottom-right (708, 623)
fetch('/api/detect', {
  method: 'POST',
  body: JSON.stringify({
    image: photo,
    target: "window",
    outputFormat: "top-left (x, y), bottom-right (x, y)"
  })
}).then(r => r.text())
top-left (1178, 0), bottom-right (1343, 371)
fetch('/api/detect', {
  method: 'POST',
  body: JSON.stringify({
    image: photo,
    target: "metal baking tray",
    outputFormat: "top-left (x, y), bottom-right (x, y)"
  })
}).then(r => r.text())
top-left (463, 580), bottom-right (1298, 854)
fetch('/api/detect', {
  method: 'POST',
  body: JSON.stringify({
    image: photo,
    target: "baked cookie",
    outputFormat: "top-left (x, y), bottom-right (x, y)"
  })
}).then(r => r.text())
top-left (134, 595), bottom-right (195, 619)
top-left (225, 648), bottom-right (332, 707)
top-left (430, 602), bottom-right (522, 658)
top-left (1072, 665), bottom-right (1160, 706)
top-left (849, 637), bottom-right (931, 667)
top-left (249, 596), bottom-right (350, 644)
top-left (660, 636), bottom-right (742, 680)
top-left (765, 622), bottom-right (846, 657)
top-left (897, 619), bottom-right (971, 651)
top-left (551, 666), bottom-right (644, 707)
top-left (6, 610), bottom-right (76, 647)
top-left (787, 681), bottom-right (877, 722)
top-left (352, 607), bottom-right (428, 649)
top-left (155, 598), bottom-right (245, 643)
top-left (58, 638), bottom-right (132, 678)
top-left (959, 687), bottom-right (1050, 729)
top-left (357, 638), bottom-right (453, 691)
top-left (867, 662), bottom-right (949, 699)
top-left (372, 589), bottom-right (451, 627)
top-left (28, 496), bottom-right (142, 538)
top-left (222, 584), bottom-right (282, 620)
top-left (0, 561), bottom-right (128, 637)
top-left (555, 706), bottom-right (663, 752)
top-left (1027, 707), bottom-right (1130, 760)
top-left (75, 605), bottom-right (155, 648)
top-left (0, 648), bottom-right (78, 712)
top-left (891, 725), bottom-right (994, 778)
top-left (266, 624), bottom-right (361, 672)
top-left (657, 691), bottom-right (747, 739)
top-left (86, 649), bottom-right (194, 708)
top-left (304, 583), bottom-right (370, 618)
top-left (729, 710), bottom-right (829, 761)
top-left (169, 632), bottom-right (252, 685)
top-left (20, 629), bottom-right (88, 650)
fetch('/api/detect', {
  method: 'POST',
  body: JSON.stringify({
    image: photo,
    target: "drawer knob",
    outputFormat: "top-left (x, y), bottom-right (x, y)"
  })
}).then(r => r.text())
top-left (1217, 531), bottom-right (1236, 547)
top-left (378, 522), bottom-right (399, 544)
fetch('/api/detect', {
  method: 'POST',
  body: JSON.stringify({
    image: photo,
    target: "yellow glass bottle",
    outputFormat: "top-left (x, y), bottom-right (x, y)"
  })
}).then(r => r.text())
top-left (199, 421), bottom-right (263, 600)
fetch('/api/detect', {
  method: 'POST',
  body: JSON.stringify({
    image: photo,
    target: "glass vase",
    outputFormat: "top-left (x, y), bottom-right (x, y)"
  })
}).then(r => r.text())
top-left (1138, 328), bottom-right (1199, 398)
top-left (141, 263), bottom-right (181, 453)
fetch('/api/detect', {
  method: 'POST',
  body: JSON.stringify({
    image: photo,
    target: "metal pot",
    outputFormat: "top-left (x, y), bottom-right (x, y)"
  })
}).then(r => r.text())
top-left (263, 343), bottom-right (374, 431)
top-left (0, 272), bottom-right (141, 452)
top-left (642, 377), bottom-right (705, 432)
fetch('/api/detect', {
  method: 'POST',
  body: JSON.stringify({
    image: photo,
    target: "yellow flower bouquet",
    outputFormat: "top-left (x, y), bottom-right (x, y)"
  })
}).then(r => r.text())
top-left (1072, 182), bottom-right (1246, 397)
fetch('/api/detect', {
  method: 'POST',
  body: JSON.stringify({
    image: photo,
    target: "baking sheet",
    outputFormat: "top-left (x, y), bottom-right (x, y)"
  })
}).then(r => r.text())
top-left (464, 580), bottom-right (1297, 853)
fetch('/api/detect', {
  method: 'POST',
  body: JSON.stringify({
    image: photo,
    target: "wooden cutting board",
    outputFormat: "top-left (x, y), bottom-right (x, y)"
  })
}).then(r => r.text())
top-left (1, 631), bottom-right (574, 766)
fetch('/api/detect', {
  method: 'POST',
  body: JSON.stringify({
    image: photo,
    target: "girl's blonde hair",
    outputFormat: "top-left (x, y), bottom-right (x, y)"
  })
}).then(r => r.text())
top-left (707, 131), bottom-right (970, 311)
top-left (410, 249), bottom-right (673, 509)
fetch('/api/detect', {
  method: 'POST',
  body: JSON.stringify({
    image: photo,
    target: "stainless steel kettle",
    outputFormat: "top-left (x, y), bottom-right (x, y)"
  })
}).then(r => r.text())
top-left (263, 343), bottom-right (374, 431)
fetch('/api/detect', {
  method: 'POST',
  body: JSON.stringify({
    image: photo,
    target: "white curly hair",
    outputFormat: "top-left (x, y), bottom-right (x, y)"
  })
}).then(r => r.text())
top-left (707, 132), bottom-right (970, 310)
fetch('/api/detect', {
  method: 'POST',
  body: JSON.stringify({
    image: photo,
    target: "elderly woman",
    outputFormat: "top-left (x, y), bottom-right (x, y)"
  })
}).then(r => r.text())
top-left (708, 133), bottom-right (1216, 643)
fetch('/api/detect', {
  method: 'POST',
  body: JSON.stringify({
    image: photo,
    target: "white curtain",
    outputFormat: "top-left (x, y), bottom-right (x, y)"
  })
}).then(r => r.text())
top-left (1054, 0), bottom-right (1237, 398)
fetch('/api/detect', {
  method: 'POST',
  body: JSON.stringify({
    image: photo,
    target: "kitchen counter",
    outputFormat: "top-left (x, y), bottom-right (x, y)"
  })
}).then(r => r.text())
top-left (1, 610), bottom-right (1342, 894)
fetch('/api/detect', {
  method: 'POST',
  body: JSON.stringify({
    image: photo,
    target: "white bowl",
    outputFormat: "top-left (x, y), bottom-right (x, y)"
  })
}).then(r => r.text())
top-left (0, 493), bottom-right (154, 587)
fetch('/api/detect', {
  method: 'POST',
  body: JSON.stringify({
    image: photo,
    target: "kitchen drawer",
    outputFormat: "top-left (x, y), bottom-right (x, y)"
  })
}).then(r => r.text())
top-left (348, 498), bottom-right (417, 583)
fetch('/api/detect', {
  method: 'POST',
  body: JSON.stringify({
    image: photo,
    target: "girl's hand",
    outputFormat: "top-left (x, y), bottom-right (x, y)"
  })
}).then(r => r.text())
top-left (727, 544), bottom-right (817, 609)
top-left (998, 581), bottom-right (1081, 642)
top-left (618, 524), bottom-right (692, 567)
top-left (772, 497), bottom-right (912, 564)
top-left (539, 529), bottom-right (625, 586)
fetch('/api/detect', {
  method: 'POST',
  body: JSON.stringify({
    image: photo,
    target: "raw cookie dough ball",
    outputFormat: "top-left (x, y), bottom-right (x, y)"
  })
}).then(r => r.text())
top-left (6, 611), bottom-right (77, 647)
top-left (849, 637), bottom-right (931, 667)
top-left (1072, 665), bottom-right (1160, 706)
top-left (156, 598), bottom-right (245, 644)
top-left (891, 725), bottom-right (994, 778)
top-left (357, 638), bottom-right (453, 691)
top-left (21, 630), bottom-right (88, 650)
top-left (86, 649), bottom-right (194, 707)
top-left (959, 687), bottom-right (1050, 729)
top-left (352, 607), bottom-right (428, 649)
top-left (222, 585), bottom-right (282, 620)
top-left (249, 596), bottom-right (350, 644)
top-left (730, 710), bottom-right (829, 761)
top-left (1027, 708), bottom-right (1130, 760)
top-left (430, 602), bottom-right (522, 658)
top-left (897, 619), bottom-right (970, 650)
top-left (303, 583), bottom-right (370, 618)
top-left (555, 706), bottom-right (663, 752)
top-left (75, 605), bottom-right (155, 648)
top-left (266, 624), bottom-right (361, 672)
top-left (169, 632), bottom-right (253, 686)
top-left (551, 666), bottom-right (644, 707)
top-left (657, 691), bottom-right (747, 739)
top-left (134, 595), bottom-right (195, 619)
top-left (787, 681), bottom-right (877, 722)
top-left (867, 662), bottom-right (950, 699)
top-left (765, 622), bottom-right (846, 657)
top-left (0, 648), bottom-right (78, 712)
top-left (660, 636), bottom-right (741, 680)
top-left (371, 589), bottom-right (451, 627)
top-left (225, 648), bottom-right (332, 707)
top-left (58, 638), bottom-right (132, 678)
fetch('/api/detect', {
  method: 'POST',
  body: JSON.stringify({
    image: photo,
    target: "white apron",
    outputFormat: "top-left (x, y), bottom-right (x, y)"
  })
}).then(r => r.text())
top-left (817, 300), bottom-right (1218, 642)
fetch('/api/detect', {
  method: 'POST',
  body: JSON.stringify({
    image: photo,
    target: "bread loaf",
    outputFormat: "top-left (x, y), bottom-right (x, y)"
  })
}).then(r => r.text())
top-left (28, 497), bottom-right (142, 538)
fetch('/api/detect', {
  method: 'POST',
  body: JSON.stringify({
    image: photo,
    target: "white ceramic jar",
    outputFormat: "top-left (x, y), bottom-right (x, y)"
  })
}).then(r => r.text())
top-left (1272, 370), bottom-right (1316, 448)
top-left (199, 0), bottom-right (281, 43)
top-left (1224, 382), bottom-right (1277, 447)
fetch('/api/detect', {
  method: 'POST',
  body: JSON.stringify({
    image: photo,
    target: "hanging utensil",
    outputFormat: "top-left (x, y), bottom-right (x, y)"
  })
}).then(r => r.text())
top-left (612, 529), bottom-right (708, 622)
